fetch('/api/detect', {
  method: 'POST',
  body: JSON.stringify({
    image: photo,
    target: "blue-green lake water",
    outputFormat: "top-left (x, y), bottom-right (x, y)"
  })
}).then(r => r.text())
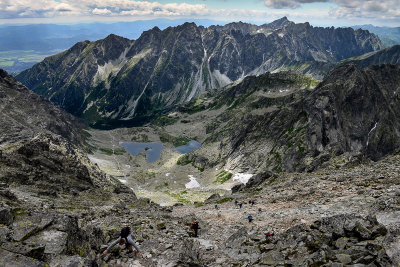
top-left (120, 140), bottom-right (202, 162)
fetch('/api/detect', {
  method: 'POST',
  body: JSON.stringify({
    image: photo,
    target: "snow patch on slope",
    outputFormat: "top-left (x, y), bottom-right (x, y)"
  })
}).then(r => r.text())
top-left (232, 173), bottom-right (253, 184)
top-left (185, 175), bottom-right (201, 189)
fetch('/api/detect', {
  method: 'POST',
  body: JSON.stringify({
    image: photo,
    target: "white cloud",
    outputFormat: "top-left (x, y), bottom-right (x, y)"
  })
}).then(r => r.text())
top-left (330, 0), bottom-right (400, 20)
top-left (263, 0), bottom-right (328, 9)
top-left (0, 0), bottom-right (79, 18)
top-left (0, 0), bottom-right (398, 26)
top-left (0, 0), bottom-right (210, 19)
top-left (261, 0), bottom-right (400, 25)
top-left (92, 8), bottom-right (112, 15)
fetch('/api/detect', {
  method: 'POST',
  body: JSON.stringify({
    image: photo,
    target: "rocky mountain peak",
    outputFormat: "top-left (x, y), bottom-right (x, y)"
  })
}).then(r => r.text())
top-left (149, 25), bottom-right (161, 33)
top-left (265, 16), bottom-right (293, 29)
top-left (103, 33), bottom-right (128, 43)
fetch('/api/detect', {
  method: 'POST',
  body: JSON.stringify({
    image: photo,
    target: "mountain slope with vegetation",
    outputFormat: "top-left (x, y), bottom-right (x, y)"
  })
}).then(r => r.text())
top-left (16, 18), bottom-right (382, 127)
top-left (174, 62), bottom-right (400, 174)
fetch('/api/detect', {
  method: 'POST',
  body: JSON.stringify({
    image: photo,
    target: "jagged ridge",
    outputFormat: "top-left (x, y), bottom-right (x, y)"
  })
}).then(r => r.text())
top-left (16, 18), bottom-right (383, 127)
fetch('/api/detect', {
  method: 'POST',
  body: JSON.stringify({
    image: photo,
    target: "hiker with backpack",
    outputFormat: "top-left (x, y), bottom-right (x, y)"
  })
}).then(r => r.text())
top-left (190, 221), bottom-right (200, 237)
top-left (103, 226), bottom-right (140, 257)
top-left (265, 232), bottom-right (274, 239)
top-left (247, 215), bottom-right (253, 223)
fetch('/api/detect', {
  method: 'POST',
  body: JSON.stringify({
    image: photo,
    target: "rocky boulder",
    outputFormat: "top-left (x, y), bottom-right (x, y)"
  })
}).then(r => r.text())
top-left (260, 214), bottom-right (393, 266)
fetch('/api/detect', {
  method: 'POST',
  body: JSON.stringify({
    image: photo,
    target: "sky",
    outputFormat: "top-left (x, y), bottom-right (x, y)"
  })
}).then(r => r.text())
top-left (0, 0), bottom-right (399, 27)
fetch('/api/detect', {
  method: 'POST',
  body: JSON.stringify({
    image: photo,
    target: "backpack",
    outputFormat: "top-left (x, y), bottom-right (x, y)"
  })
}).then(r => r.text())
top-left (190, 222), bottom-right (198, 229)
top-left (120, 226), bottom-right (131, 239)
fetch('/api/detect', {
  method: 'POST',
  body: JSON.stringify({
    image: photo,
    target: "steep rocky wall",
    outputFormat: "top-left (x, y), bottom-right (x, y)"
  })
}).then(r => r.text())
top-left (179, 63), bottom-right (400, 174)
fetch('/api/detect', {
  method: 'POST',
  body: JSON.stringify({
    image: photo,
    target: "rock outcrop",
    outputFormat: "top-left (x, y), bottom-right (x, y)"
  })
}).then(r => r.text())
top-left (16, 18), bottom-right (382, 127)
top-left (257, 214), bottom-right (393, 266)
top-left (178, 63), bottom-right (400, 173)
top-left (0, 69), bottom-right (85, 146)
top-left (0, 69), bottom-right (139, 265)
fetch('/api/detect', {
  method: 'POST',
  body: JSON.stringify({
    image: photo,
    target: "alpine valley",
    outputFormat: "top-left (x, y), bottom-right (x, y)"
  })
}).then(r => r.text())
top-left (1, 17), bottom-right (400, 266)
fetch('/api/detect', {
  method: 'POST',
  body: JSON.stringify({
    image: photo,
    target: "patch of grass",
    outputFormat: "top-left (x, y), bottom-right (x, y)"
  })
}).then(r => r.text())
top-left (177, 155), bottom-right (192, 166)
top-left (298, 144), bottom-right (305, 153)
top-left (159, 132), bottom-right (190, 147)
top-left (216, 197), bottom-right (234, 204)
top-left (227, 90), bottom-right (255, 110)
top-left (164, 191), bottom-right (191, 204)
top-left (270, 150), bottom-right (283, 173)
top-left (194, 202), bottom-right (204, 207)
top-left (12, 208), bottom-right (27, 216)
top-left (98, 147), bottom-right (125, 156)
top-left (178, 98), bottom-right (207, 114)
top-left (153, 116), bottom-right (178, 127)
top-left (155, 182), bottom-right (169, 190)
top-left (215, 171), bottom-right (233, 184)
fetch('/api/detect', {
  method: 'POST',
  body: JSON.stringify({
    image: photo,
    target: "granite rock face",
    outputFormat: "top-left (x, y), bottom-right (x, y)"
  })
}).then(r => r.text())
top-left (0, 69), bottom-right (85, 146)
top-left (16, 18), bottom-right (382, 126)
top-left (178, 63), bottom-right (400, 173)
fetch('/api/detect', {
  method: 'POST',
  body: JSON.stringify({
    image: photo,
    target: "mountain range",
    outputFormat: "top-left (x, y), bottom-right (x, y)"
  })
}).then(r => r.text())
top-left (352, 24), bottom-right (400, 47)
top-left (16, 17), bottom-right (383, 128)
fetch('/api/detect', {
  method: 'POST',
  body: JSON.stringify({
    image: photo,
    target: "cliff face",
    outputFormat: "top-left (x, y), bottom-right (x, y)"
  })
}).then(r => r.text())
top-left (16, 18), bottom-right (383, 127)
top-left (0, 68), bottom-right (138, 265)
top-left (0, 68), bottom-right (132, 193)
top-left (0, 68), bottom-right (85, 146)
top-left (176, 63), bottom-right (400, 173)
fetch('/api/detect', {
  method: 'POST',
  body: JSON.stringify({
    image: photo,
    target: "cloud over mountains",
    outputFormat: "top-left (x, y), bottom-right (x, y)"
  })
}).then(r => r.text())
top-left (0, 0), bottom-right (398, 26)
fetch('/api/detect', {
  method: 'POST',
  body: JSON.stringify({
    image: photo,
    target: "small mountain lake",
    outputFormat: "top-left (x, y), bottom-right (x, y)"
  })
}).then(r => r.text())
top-left (119, 140), bottom-right (202, 162)
top-left (174, 140), bottom-right (202, 154)
top-left (119, 142), bottom-right (165, 163)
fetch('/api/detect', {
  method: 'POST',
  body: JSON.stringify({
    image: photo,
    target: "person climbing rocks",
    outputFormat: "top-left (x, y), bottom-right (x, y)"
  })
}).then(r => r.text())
top-left (247, 215), bottom-right (253, 223)
top-left (265, 232), bottom-right (274, 239)
top-left (239, 203), bottom-right (243, 209)
top-left (234, 200), bottom-right (238, 206)
top-left (103, 226), bottom-right (140, 257)
top-left (258, 208), bottom-right (262, 214)
top-left (190, 221), bottom-right (200, 237)
top-left (214, 204), bottom-right (218, 210)
top-left (251, 200), bottom-right (255, 206)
